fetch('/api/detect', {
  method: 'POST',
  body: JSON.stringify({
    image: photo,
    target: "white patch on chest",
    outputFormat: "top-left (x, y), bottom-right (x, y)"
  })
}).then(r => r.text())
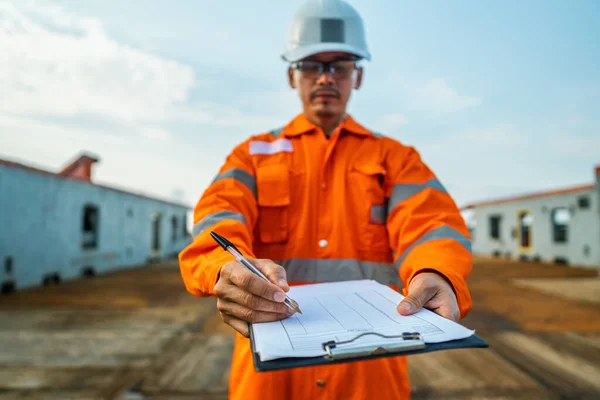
top-left (249, 139), bottom-right (293, 155)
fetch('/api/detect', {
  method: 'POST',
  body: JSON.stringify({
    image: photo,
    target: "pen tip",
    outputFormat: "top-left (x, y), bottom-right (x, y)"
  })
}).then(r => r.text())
top-left (296, 306), bottom-right (303, 314)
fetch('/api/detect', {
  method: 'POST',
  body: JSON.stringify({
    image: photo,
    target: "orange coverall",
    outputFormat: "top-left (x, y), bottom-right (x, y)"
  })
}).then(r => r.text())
top-left (179, 113), bottom-right (473, 400)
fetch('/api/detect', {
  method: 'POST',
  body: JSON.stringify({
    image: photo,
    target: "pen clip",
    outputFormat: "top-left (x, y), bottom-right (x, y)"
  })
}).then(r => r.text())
top-left (210, 231), bottom-right (241, 254)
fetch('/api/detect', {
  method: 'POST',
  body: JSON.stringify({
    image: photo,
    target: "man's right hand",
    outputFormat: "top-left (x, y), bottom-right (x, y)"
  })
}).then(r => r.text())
top-left (213, 258), bottom-right (294, 337)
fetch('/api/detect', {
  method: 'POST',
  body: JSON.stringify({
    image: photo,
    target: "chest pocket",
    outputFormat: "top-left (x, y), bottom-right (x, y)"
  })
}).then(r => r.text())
top-left (349, 162), bottom-right (390, 253)
top-left (256, 164), bottom-right (290, 243)
top-left (352, 163), bottom-right (386, 202)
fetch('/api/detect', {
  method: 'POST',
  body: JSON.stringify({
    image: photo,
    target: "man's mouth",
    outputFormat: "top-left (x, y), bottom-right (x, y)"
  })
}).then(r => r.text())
top-left (311, 88), bottom-right (340, 100)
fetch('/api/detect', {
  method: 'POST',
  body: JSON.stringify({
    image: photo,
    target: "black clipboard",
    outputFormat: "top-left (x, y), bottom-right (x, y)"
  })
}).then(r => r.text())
top-left (249, 325), bottom-right (489, 372)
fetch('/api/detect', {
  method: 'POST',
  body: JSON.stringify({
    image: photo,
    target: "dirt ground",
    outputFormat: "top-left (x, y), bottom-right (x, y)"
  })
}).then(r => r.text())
top-left (512, 277), bottom-right (600, 305)
top-left (0, 256), bottom-right (599, 399)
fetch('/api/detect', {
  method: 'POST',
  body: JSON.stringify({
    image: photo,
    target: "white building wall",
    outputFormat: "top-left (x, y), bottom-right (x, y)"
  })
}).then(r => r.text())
top-left (0, 165), bottom-right (192, 291)
top-left (471, 189), bottom-right (599, 269)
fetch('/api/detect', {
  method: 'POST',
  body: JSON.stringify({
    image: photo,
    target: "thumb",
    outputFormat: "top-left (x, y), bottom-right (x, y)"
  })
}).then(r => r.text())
top-left (398, 292), bottom-right (428, 316)
top-left (273, 264), bottom-right (290, 292)
top-left (255, 259), bottom-right (289, 292)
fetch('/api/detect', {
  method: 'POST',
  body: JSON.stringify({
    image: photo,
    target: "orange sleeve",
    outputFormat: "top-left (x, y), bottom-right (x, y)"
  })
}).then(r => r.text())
top-left (384, 142), bottom-right (473, 319)
top-left (178, 141), bottom-right (258, 297)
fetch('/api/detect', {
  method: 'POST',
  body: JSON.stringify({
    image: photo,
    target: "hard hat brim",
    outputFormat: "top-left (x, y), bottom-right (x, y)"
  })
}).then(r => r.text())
top-left (282, 42), bottom-right (371, 63)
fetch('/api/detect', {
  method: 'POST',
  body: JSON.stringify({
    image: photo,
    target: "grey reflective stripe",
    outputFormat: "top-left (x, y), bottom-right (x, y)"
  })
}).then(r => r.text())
top-left (370, 205), bottom-right (386, 224)
top-left (276, 258), bottom-right (400, 286)
top-left (211, 168), bottom-right (256, 197)
top-left (192, 211), bottom-right (246, 238)
top-left (388, 179), bottom-right (447, 212)
top-left (270, 127), bottom-right (283, 137)
top-left (394, 225), bottom-right (472, 269)
top-left (321, 18), bottom-right (344, 43)
top-left (373, 132), bottom-right (384, 137)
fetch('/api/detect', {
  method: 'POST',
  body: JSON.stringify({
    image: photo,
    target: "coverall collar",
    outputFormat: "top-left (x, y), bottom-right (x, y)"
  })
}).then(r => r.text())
top-left (284, 113), bottom-right (373, 138)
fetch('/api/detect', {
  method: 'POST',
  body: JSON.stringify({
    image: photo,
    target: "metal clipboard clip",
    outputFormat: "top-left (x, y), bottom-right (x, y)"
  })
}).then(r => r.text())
top-left (321, 331), bottom-right (425, 360)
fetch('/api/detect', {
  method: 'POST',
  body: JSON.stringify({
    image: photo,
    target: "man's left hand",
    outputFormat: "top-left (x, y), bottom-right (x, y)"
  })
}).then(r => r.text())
top-left (397, 272), bottom-right (460, 322)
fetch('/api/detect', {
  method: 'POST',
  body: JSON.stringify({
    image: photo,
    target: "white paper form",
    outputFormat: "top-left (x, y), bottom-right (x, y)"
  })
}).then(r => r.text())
top-left (252, 280), bottom-right (475, 361)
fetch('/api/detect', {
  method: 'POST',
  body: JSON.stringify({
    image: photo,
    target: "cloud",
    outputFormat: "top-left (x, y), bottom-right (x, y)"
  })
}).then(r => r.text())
top-left (404, 122), bottom-right (599, 208)
top-left (141, 126), bottom-right (170, 141)
top-left (0, 0), bottom-right (293, 145)
top-left (0, 113), bottom-right (129, 168)
top-left (438, 124), bottom-right (528, 149)
top-left (374, 113), bottom-right (409, 133)
top-left (0, 2), bottom-right (198, 124)
top-left (409, 78), bottom-right (482, 114)
top-left (550, 135), bottom-right (600, 158)
top-left (171, 102), bottom-right (285, 129)
top-left (237, 89), bottom-right (300, 117)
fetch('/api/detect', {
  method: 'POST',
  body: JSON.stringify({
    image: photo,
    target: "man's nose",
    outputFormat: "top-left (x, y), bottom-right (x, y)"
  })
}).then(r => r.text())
top-left (315, 68), bottom-right (335, 86)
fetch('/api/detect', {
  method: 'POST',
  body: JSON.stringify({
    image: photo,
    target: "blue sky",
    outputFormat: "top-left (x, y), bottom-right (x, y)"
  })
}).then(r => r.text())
top-left (1, 0), bottom-right (599, 216)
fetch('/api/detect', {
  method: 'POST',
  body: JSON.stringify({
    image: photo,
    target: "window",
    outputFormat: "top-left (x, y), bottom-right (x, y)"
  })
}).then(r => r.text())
top-left (551, 207), bottom-right (569, 243)
top-left (489, 215), bottom-right (502, 239)
top-left (583, 244), bottom-right (590, 257)
top-left (82, 205), bottom-right (99, 249)
top-left (4, 256), bottom-right (13, 274)
top-left (182, 214), bottom-right (188, 236)
top-left (171, 216), bottom-right (178, 241)
top-left (578, 196), bottom-right (590, 209)
top-left (519, 211), bottom-right (533, 248)
top-left (151, 212), bottom-right (162, 251)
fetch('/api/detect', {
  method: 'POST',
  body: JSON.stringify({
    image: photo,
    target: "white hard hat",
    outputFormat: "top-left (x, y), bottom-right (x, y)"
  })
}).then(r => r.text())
top-left (281, 0), bottom-right (371, 63)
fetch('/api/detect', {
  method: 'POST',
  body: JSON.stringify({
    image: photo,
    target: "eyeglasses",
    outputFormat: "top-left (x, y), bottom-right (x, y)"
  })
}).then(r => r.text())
top-left (291, 60), bottom-right (359, 80)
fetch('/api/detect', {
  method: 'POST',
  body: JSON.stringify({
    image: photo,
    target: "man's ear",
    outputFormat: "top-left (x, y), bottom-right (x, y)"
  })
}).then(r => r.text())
top-left (354, 67), bottom-right (363, 89)
top-left (288, 67), bottom-right (296, 88)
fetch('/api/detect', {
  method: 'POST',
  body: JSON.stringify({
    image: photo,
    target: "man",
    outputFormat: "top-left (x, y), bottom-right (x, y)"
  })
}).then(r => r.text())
top-left (179, 0), bottom-right (473, 399)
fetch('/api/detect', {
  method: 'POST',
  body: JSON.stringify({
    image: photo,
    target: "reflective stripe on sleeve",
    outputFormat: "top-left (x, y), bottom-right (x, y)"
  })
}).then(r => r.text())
top-left (211, 168), bottom-right (256, 197)
top-left (388, 179), bottom-right (447, 213)
top-left (394, 225), bottom-right (471, 269)
top-left (192, 211), bottom-right (246, 238)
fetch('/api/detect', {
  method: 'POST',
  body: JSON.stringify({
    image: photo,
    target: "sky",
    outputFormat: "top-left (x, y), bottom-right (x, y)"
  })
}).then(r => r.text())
top-left (1, 0), bottom-right (599, 219)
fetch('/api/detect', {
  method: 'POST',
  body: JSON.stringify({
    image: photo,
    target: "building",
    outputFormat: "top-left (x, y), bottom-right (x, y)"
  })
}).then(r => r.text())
top-left (461, 165), bottom-right (600, 269)
top-left (0, 152), bottom-right (192, 294)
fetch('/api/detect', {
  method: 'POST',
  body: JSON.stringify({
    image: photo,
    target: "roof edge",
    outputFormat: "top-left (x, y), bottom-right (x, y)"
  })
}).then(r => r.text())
top-left (461, 182), bottom-right (595, 210)
top-left (0, 155), bottom-right (192, 210)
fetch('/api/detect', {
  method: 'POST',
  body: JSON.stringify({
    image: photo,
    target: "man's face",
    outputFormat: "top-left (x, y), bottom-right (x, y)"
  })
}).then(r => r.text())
top-left (288, 52), bottom-right (362, 120)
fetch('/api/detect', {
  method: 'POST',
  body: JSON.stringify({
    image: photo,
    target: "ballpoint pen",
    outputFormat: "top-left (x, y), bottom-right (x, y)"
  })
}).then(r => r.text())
top-left (210, 231), bottom-right (302, 314)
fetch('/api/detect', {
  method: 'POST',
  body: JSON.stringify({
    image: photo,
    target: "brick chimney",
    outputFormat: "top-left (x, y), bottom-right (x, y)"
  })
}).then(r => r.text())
top-left (58, 153), bottom-right (100, 182)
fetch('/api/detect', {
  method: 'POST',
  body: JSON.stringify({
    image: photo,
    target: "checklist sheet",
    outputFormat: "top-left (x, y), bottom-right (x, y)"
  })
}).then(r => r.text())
top-left (252, 280), bottom-right (475, 362)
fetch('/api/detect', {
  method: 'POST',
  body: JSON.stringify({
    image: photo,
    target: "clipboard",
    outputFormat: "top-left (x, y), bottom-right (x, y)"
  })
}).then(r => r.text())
top-left (249, 325), bottom-right (489, 372)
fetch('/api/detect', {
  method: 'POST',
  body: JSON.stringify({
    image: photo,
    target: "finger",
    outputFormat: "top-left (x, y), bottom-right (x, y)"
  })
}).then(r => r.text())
top-left (222, 314), bottom-right (250, 337)
top-left (228, 263), bottom-right (287, 302)
top-left (225, 288), bottom-right (291, 314)
top-left (220, 301), bottom-right (292, 324)
top-left (397, 286), bottom-right (437, 316)
top-left (427, 300), bottom-right (460, 322)
top-left (253, 259), bottom-right (289, 292)
top-left (424, 289), bottom-right (460, 322)
top-left (424, 303), bottom-right (459, 322)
